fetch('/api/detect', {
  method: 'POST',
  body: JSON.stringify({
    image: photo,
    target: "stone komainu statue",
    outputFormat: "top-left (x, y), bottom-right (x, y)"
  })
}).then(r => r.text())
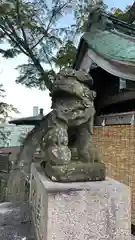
top-left (40, 69), bottom-right (105, 182)
top-left (7, 69), bottom-right (105, 201)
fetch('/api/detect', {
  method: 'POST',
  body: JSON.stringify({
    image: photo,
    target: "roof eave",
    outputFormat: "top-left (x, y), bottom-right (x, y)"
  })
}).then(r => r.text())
top-left (73, 37), bottom-right (88, 69)
top-left (73, 10), bottom-right (135, 69)
top-left (9, 115), bottom-right (44, 125)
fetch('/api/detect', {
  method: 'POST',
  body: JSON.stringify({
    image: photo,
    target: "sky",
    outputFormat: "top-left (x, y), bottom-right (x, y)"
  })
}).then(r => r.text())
top-left (0, 0), bottom-right (134, 119)
top-left (104, 0), bottom-right (134, 10)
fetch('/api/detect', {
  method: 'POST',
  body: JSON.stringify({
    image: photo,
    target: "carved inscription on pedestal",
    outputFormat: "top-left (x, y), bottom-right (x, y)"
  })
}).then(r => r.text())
top-left (31, 175), bottom-right (42, 238)
top-left (36, 196), bottom-right (41, 232)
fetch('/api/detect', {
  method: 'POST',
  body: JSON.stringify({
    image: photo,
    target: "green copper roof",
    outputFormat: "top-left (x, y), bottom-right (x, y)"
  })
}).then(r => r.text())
top-left (74, 10), bottom-right (135, 80)
top-left (83, 29), bottom-right (135, 63)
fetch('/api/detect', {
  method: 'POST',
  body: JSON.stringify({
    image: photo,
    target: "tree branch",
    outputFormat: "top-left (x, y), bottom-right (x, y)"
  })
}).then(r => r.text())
top-left (46, 0), bottom-right (60, 32)
top-left (4, 16), bottom-right (47, 80)
top-left (0, 24), bottom-right (29, 56)
top-left (31, 0), bottom-right (72, 50)
top-left (31, 33), bottom-right (59, 50)
top-left (4, 17), bottom-right (29, 51)
top-left (0, 18), bottom-right (52, 90)
top-left (15, 0), bottom-right (28, 48)
top-left (41, 44), bottom-right (54, 72)
top-left (31, 35), bottom-right (46, 50)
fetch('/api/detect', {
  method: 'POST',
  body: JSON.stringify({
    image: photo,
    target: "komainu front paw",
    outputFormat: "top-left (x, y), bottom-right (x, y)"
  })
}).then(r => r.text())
top-left (46, 146), bottom-right (71, 165)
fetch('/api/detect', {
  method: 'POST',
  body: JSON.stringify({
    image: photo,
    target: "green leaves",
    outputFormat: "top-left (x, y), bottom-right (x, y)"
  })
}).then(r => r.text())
top-left (52, 40), bottom-right (77, 70)
top-left (0, 0), bottom-right (76, 90)
top-left (0, 126), bottom-right (11, 147)
top-left (1, 0), bottom-right (134, 91)
top-left (16, 63), bottom-right (45, 89)
top-left (110, 3), bottom-right (135, 24)
top-left (16, 62), bottom-right (55, 90)
top-left (0, 48), bottom-right (20, 58)
top-left (0, 83), bottom-right (19, 125)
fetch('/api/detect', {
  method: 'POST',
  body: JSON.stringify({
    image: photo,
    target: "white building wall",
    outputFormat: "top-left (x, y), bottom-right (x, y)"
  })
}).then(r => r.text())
top-left (0, 124), bottom-right (34, 147)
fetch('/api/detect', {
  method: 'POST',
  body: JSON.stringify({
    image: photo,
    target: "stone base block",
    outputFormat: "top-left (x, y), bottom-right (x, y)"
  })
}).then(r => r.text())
top-left (30, 163), bottom-right (131, 240)
top-left (43, 161), bottom-right (105, 182)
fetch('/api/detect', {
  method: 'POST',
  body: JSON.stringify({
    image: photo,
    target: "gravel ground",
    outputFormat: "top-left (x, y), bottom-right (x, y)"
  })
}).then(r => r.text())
top-left (0, 202), bottom-right (34, 240)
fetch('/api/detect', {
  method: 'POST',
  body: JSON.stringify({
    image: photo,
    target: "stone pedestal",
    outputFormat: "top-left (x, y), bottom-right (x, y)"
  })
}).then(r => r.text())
top-left (30, 163), bottom-right (131, 240)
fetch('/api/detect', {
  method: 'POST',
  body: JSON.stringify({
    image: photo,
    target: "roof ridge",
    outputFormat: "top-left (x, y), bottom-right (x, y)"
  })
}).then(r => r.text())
top-left (103, 12), bottom-right (135, 32)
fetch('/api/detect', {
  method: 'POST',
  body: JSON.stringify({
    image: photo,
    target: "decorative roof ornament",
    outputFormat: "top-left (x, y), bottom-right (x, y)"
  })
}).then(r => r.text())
top-left (101, 119), bottom-right (105, 127)
top-left (87, 0), bottom-right (114, 31)
top-left (130, 114), bottom-right (135, 125)
top-left (74, 1), bottom-right (135, 82)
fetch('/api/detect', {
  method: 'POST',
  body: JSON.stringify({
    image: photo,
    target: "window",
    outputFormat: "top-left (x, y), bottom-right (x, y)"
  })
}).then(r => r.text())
top-left (119, 78), bottom-right (126, 90)
top-left (119, 78), bottom-right (135, 91)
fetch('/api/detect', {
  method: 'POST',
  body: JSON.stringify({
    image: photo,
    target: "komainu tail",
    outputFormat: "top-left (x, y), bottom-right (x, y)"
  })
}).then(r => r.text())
top-left (6, 112), bottom-right (53, 202)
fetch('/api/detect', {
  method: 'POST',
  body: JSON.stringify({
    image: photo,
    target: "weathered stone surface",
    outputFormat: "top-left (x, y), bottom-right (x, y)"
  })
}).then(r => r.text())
top-left (0, 202), bottom-right (35, 240)
top-left (44, 161), bottom-right (105, 182)
top-left (6, 168), bottom-right (30, 203)
top-left (40, 69), bottom-right (105, 182)
top-left (30, 163), bottom-right (131, 240)
top-left (0, 174), bottom-right (9, 202)
top-left (6, 69), bottom-right (105, 202)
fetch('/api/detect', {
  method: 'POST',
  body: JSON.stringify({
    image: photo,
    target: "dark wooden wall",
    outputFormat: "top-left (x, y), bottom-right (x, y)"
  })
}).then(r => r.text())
top-left (90, 67), bottom-right (135, 115)
top-left (90, 67), bottom-right (119, 114)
